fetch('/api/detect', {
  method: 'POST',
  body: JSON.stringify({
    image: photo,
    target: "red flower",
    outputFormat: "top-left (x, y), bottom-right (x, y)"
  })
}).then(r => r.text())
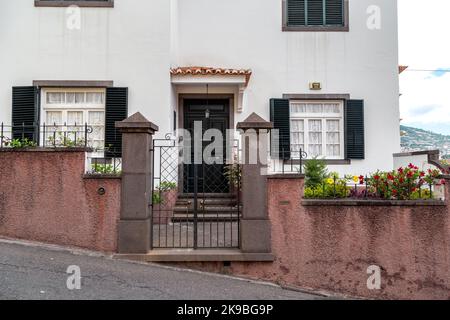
top-left (408, 163), bottom-right (415, 169)
top-left (399, 178), bottom-right (404, 183)
top-left (441, 179), bottom-right (446, 185)
top-left (407, 171), bottom-right (413, 178)
top-left (387, 174), bottom-right (394, 181)
top-left (398, 168), bottom-right (404, 174)
top-left (374, 175), bottom-right (380, 180)
top-left (419, 171), bottom-right (425, 177)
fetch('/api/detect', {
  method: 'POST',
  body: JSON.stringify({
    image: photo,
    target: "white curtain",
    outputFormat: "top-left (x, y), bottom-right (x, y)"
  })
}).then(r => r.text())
top-left (67, 111), bottom-right (83, 125)
top-left (47, 92), bottom-right (64, 104)
top-left (66, 92), bottom-right (85, 104)
top-left (308, 120), bottom-right (322, 157)
top-left (291, 103), bottom-right (306, 114)
top-left (46, 111), bottom-right (62, 125)
top-left (307, 104), bottom-right (323, 113)
top-left (88, 111), bottom-right (105, 149)
top-left (86, 92), bottom-right (104, 104)
top-left (323, 103), bottom-right (340, 114)
top-left (326, 120), bottom-right (340, 156)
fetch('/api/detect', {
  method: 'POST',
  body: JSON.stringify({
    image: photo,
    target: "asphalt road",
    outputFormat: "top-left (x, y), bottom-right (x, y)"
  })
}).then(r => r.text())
top-left (0, 240), bottom-right (325, 300)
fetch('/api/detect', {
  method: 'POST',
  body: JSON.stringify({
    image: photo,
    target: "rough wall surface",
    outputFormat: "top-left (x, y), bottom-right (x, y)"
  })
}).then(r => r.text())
top-left (0, 150), bottom-right (120, 252)
top-left (171, 177), bottom-right (450, 300)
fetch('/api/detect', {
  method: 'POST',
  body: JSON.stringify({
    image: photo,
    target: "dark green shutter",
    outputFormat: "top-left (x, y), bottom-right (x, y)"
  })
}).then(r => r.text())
top-left (307, 0), bottom-right (324, 25)
top-left (270, 99), bottom-right (291, 160)
top-left (345, 100), bottom-right (365, 160)
top-left (287, 0), bottom-right (306, 26)
top-left (287, 0), bottom-right (344, 27)
top-left (105, 87), bottom-right (128, 158)
top-left (326, 0), bottom-right (344, 25)
top-left (12, 86), bottom-right (39, 143)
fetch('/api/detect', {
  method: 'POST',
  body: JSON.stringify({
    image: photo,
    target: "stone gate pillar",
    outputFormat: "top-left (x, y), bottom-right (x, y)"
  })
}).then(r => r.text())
top-left (237, 113), bottom-right (273, 253)
top-left (116, 112), bottom-right (158, 253)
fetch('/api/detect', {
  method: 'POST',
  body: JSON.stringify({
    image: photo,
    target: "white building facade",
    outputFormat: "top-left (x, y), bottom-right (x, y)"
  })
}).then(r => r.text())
top-left (0, 0), bottom-right (400, 178)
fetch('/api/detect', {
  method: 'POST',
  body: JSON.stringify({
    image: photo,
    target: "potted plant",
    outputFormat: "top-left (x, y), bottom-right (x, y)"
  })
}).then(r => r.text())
top-left (152, 181), bottom-right (178, 224)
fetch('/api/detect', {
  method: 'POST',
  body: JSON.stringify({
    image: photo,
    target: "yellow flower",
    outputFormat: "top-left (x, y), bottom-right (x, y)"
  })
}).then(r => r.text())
top-left (352, 176), bottom-right (359, 183)
top-left (326, 178), bottom-right (334, 185)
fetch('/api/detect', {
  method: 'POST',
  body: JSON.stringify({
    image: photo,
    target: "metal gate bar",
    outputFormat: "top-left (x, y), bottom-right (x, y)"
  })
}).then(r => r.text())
top-left (151, 134), bottom-right (241, 249)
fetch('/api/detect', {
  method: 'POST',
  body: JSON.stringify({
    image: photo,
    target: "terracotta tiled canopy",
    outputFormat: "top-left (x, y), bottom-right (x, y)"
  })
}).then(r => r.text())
top-left (170, 67), bottom-right (252, 86)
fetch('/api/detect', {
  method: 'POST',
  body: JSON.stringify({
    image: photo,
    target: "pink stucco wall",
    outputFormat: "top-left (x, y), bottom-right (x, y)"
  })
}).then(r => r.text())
top-left (173, 176), bottom-right (450, 300)
top-left (0, 149), bottom-right (120, 252)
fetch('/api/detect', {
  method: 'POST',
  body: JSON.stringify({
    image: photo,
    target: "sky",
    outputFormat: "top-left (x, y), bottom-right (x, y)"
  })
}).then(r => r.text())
top-left (398, 0), bottom-right (450, 135)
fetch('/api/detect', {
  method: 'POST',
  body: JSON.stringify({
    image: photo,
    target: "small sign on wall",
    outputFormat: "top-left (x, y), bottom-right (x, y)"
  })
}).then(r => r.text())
top-left (309, 82), bottom-right (322, 90)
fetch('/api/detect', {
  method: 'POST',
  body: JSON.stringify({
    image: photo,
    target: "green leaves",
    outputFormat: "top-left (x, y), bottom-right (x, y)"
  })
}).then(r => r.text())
top-left (304, 157), bottom-right (328, 188)
top-left (4, 138), bottom-right (37, 149)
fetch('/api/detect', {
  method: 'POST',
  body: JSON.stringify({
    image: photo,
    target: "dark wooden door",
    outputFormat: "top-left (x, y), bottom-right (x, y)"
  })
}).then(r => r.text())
top-left (183, 99), bottom-right (230, 194)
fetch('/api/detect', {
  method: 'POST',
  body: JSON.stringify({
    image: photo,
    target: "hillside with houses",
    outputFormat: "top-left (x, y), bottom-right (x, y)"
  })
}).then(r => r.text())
top-left (401, 125), bottom-right (450, 159)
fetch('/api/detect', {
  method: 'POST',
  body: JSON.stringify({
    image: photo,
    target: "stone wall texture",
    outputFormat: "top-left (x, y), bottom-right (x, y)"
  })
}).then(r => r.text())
top-left (0, 150), bottom-right (120, 252)
top-left (172, 176), bottom-right (450, 300)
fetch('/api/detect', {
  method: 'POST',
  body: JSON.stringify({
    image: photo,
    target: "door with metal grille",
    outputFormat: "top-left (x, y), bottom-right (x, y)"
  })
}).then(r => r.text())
top-left (151, 99), bottom-right (241, 249)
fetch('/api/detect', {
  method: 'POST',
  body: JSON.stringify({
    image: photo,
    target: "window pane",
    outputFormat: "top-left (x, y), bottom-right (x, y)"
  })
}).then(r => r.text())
top-left (47, 92), bottom-right (64, 104)
top-left (88, 111), bottom-right (105, 150)
top-left (291, 103), bottom-right (306, 114)
top-left (323, 103), bottom-right (341, 114)
top-left (67, 111), bottom-right (83, 125)
top-left (291, 119), bottom-right (304, 132)
top-left (88, 111), bottom-right (104, 125)
top-left (309, 119), bottom-right (322, 132)
top-left (67, 92), bottom-right (85, 104)
top-left (46, 111), bottom-right (62, 125)
top-left (326, 120), bottom-right (340, 157)
top-left (308, 120), bottom-right (322, 157)
top-left (306, 104), bottom-right (323, 113)
top-left (86, 92), bottom-right (104, 104)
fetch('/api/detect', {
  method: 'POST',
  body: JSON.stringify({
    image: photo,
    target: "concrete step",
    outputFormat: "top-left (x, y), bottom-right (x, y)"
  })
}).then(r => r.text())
top-left (171, 213), bottom-right (241, 222)
top-left (178, 193), bottom-right (236, 199)
top-left (173, 206), bottom-right (241, 213)
top-left (176, 198), bottom-right (238, 206)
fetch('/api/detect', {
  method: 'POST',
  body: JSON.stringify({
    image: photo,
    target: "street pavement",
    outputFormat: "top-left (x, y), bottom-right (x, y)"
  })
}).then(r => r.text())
top-left (0, 239), bottom-right (327, 300)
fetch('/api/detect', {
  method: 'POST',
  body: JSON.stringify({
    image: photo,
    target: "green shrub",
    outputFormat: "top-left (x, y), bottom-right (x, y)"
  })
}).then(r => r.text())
top-left (304, 157), bottom-right (328, 188)
top-left (5, 138), bottom-right (37, 149)
top-left (91, 163), bottom-right (121, 175)
top-left (304, 175), bottom-right (350, 199)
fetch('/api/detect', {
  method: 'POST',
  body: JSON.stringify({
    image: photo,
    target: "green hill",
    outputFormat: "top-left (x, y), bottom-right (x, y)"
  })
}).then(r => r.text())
top-left (401, 125), bottom-right (450, 159)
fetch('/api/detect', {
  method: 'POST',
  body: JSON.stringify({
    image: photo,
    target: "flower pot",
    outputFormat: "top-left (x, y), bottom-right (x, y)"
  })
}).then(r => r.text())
top-left (152, 188), bottom-right (178, 225)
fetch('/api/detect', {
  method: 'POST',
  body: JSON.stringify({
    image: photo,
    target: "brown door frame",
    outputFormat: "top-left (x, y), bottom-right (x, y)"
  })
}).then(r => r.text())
top-left (177, 94), bottom-right (235, 194)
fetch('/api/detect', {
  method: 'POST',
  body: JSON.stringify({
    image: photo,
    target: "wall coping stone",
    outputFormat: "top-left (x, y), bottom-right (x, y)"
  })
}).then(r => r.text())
top-left (83, 174), bottom-right (122, 180)
top-left (0, 147), bottom-right (93, 153)
top-left (302, 199), bottom-right (446, 207)
top-left (268, 174), bottom-right (305, 179)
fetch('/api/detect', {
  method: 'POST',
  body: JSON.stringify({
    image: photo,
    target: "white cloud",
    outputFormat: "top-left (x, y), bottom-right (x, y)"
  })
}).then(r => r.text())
top-left (398, 0), bottom-right (450, 134)
top-left (400, 72), bottom-right (450, 125)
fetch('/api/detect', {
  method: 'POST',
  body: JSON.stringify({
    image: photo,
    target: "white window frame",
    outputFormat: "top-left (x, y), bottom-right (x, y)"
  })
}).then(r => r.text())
top-left (290, 100), bottom-right (345, 160)
top-left (40, 88), bottom-right (106, 152)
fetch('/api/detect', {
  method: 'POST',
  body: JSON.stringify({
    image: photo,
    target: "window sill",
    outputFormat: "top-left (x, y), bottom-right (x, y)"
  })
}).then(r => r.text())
top-left (282, 25), bottom-right (349, 32)
top-left (35, 1), bottom-right (114, 8)
top-left (284, 159), bottom-right (351, 165)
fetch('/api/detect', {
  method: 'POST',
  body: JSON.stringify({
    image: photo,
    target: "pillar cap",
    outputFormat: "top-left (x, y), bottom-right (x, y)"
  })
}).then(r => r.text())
top-left (116, 112), bottom-right (159, 133)
top-left (237, 112), bottom-right (273, 130)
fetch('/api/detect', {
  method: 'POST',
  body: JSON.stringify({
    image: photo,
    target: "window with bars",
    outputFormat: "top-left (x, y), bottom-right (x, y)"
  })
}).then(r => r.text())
top-left (284, 0), bottom-right (347, 31)
top-left (42, 89), bottom-right (106, 150)
top-left (290, 100), bottom-right (344, 159)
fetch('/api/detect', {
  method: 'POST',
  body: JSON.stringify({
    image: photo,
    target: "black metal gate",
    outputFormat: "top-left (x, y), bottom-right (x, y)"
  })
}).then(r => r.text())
top-left (151, 134), bottom-right (241, 249)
